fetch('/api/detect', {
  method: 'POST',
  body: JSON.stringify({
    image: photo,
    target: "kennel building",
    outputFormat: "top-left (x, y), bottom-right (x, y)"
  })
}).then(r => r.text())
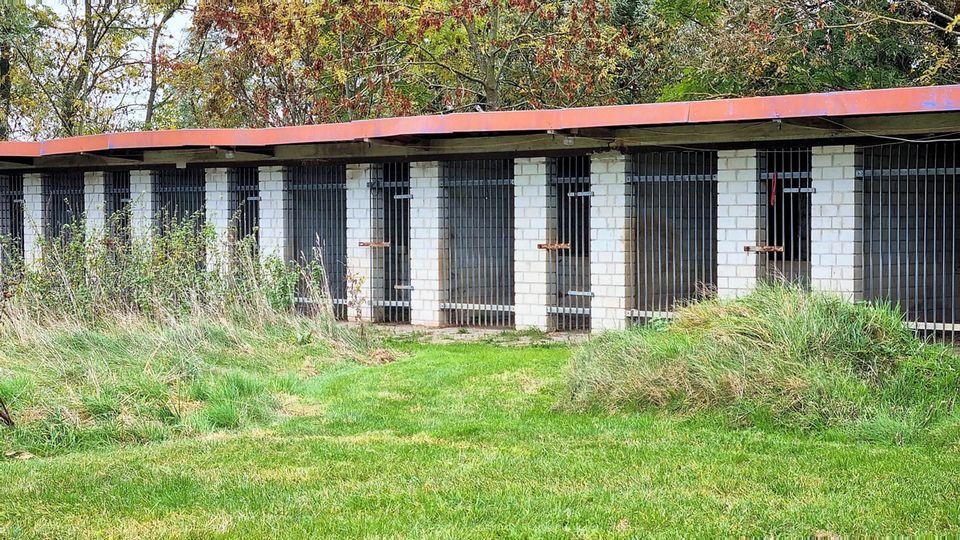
top-left (1, 85), bottom-right (959, 332)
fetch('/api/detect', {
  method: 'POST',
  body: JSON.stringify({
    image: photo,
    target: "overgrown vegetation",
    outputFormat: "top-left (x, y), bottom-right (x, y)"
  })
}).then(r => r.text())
top-left (2, 343), bottom-right (959, 536)
top-left (0, 217), bottom-right (378, 456)
top-left (4, 1), bottom-right (960, 139)
top-left (564, 285), bottom-right (960, 445)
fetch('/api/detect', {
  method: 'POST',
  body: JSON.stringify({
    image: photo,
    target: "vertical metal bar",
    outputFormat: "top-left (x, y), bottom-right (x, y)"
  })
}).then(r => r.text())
top-left (953, 141), bottom-right (957, 326)
top-left (653, 152), bottom-right (664, 314)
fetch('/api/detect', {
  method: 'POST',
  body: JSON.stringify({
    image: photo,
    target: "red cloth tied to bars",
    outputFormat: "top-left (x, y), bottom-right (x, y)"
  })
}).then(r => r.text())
top-left (770, 171), bottom-right (777, 206)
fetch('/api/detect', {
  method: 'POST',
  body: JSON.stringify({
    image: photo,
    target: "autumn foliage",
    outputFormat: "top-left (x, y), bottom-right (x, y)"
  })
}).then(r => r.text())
top-left (0, 0), bottom-right (958, 136)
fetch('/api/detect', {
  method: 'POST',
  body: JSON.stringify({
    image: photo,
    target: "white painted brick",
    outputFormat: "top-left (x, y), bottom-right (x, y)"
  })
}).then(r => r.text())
top-left (409, 161), bottom-right (445, 326)
top-left (810, 146), bottom-right (862, 299)
top-left (21, 173), bottom-right (42, 265)
top-left (258, 166), bottom-right (288, 261)
top-left (513, 158), bottom-right (551, 329)
top-left (84, 171), bottom-right (106, 239)
top-left (589, 151), bottom-right (629, 332)
top-left (716, 149), bottom-right (759, 299)
top-left (344, 163), bottom-right (374, 321)
top-left (130, 170), bottom-right (155, 241)
top-left (205, 168), bottom-right (230, 270)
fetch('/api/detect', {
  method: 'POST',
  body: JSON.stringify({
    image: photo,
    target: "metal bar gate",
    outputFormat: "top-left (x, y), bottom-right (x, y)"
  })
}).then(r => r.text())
top-left (861, 141), bottom-right (960, 332)
top-left (229, 167), bottom-right (260, 247)
top-left (631, 150), bottom-right (718, 321)
top-left (289, 163), bottom-right (348, 320)
top-left (44, 171), bottom-right (84, 242)
top-left (154, 169), bottom-right (205, 234)
top-left (369, 163), bottom-right (411, 323)
top-left (441, 159), bottom-right (515, 327)
top-left (105, 171), bottom-right (131, 242)
top-left (757, 147), bottom-right (812, 285)
top-left (0, 173), bottom-right (23, 265)
top-left (548, 156), bottom-right (591, 331)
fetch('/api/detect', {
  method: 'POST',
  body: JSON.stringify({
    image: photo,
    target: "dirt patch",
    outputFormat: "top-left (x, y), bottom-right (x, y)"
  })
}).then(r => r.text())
top-left (363, 348), bottom-right (398, 365)
top-left (494, 368), bottom-right (549, 395)
top-left (384, 325), bottom-right (589, 346)
top-left (278, 395), bottom-right (325, 418)
top-left (169, 396), bottom-right (203, 418)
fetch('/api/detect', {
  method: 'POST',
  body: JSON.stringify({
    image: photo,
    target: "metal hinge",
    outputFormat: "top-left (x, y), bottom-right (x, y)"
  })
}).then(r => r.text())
top-left (744, 245), bottom-right (785, 253)
top-left (566, 290), bottom-right (594, 297)
top-left (359, 241), bottom-right (391, 248)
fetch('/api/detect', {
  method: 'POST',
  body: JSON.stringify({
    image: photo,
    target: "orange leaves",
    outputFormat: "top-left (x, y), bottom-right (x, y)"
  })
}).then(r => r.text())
top-left (174, 0), bottom-right (631, 123)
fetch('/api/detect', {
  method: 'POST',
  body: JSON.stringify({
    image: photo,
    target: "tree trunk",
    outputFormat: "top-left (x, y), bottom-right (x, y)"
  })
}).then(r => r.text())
top-left (144, 26), bottom-right (163, 129)
top-left (145, 4), bottom-right (179, 129)
top-left (0, 41), bottom-right (11, 140)
top-left (62, 0), bottom-right (96, 136)
top-left (484, 2), bottom-right (500, 111)
top-left (483, 64), bottom-right (499, 111)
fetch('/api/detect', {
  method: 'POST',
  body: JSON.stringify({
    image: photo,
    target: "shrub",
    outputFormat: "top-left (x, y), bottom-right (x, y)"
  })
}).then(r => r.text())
top-left (563, 285), bottom-right (960, 444)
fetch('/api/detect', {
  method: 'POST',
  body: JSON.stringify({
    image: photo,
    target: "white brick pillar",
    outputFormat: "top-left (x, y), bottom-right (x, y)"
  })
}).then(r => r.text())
top-left (21, 173), bottom-right (43, 265)
top-left (258, 166), bottom-right (288, 262)
top-left (129, 170), bottom-right (155, 240)
top-left (513, 157), bottom-right (552, 330)
top-left (83, 171), bottom-right (106, 238)
top-left (716, 149), bottom-right (760, 299)
top-left (345, 163), bottom-right (374, 322)
top-left (409, 161), bottom-right (445, 327)
top-left (205, 167), bottom-right (230, 269)
top-left (810, 145), bottom-right (862, 299)
top-left (589, 151), bottom-right (630, 332)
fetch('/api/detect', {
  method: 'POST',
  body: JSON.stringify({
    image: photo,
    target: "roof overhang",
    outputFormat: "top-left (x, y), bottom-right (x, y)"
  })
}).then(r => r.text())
top-left (1, 85), bottom-right (958, 162)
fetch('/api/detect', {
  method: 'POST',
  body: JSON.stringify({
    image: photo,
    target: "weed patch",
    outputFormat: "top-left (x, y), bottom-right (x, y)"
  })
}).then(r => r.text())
top-left (0, 218), bottom-right (387, 456)
top-left (563, 285), bottom-right (960, 444)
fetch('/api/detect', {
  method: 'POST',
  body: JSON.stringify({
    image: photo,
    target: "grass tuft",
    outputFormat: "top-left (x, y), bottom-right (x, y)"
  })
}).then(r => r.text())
top-left (0, 217), bottom-right (385, 456)
top-left (563, 285), bottom-right (960, 444)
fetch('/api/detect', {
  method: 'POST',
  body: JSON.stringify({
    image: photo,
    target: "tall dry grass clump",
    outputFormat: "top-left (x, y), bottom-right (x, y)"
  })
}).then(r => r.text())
top-left (6, 219), bottom-right (294, 329)
top-left (0, 215), bottom-right (377, 455)
top-left (0, 215), bottom-right (370, 348)
top-left (564, 285), bottom-right (960, 445)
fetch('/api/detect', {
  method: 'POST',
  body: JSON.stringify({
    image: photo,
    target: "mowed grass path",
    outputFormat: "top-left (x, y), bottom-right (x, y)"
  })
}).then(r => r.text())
top-left (1, 341), bottom-right (959, 538)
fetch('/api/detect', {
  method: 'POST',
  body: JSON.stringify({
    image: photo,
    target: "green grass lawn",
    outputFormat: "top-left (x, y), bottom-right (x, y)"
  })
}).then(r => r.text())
top-left (2, 340), bottom-right (959, 538)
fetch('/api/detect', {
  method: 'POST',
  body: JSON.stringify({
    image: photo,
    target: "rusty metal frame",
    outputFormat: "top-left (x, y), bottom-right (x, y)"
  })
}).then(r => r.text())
top-left (368, 162), bottom-right (412, 324)
top-left (441, 159), bottom-right (515, 328)
top-left (757, 147), bottom-right (812, 286)
top-left (548, 155), bottom-right (592, 331)
top-left (629, 150), bottom-right (718, 322)
top-left (43, 171), bottom-right (84, 242)
top-left (861, 141), bottom-right (960, 332)
top-left (0, 173), bottom-right (23, 263)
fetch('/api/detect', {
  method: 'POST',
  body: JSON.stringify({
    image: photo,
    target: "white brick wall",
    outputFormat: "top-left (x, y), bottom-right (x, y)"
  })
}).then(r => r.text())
top-left (21, 173), bottom-right (42, 265)
top-left (258, 166), bottom-right (288, 261)
top-left (716, 149), bottom-right (759, 299)
top-left (409, 161), bottom-right (445, 326)
top-left (810, 145), bottom-right (862, 299)
top-left (589, 151), bottom-right (630, 332)
top-left (346, 163), bottom-right (374, 321)
top-left (130, 169), bottom-right (155, 240)
top-left (83, 171), bottom-right (106, 239)
top-left (205, 168), bottom-right (230, 269)
top-left (513, 156), bottom-right (552, 330)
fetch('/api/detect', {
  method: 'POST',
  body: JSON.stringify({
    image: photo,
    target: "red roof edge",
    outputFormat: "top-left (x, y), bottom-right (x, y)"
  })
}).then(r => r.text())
top-left (1, 85), bottom-right (958, 159)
